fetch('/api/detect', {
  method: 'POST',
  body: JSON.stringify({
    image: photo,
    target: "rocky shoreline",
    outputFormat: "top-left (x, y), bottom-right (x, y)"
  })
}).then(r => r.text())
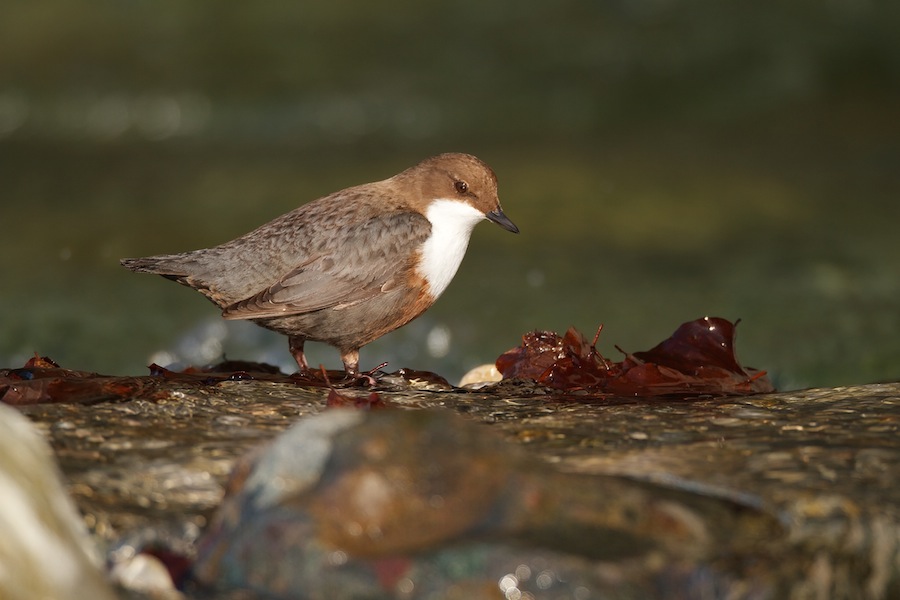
top-left (4, 375), bottom-right (900, 598)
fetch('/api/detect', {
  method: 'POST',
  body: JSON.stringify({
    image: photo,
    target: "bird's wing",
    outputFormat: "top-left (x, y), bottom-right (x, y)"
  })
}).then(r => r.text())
top-left (222, 211), bottom-right (431, 320)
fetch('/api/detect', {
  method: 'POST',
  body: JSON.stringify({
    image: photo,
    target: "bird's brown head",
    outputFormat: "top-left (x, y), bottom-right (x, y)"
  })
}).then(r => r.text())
top-left (395, 153), bottom-right (519, 234)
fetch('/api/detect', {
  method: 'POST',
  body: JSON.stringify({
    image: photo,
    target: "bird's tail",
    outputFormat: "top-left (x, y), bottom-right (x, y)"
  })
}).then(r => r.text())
top-left (120, 256), bottom-right (181, 275)
top-left (120, 253), bottom-right (228, 306)
top-left (121, 254), bottom-right (207, 285)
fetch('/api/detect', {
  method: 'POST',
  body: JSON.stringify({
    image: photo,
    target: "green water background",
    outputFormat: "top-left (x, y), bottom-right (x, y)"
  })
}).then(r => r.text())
top-left (2, 1), bottom-right (898, 389)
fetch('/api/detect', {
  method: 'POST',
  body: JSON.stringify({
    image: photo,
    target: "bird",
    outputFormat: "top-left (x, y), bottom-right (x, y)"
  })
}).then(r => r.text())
top-left (121, 153), bottom-right (519, 376)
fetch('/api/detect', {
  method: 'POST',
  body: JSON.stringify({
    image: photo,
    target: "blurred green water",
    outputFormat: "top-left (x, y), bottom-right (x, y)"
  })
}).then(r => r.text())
top-left (1, 1), bottom-right (898, 388)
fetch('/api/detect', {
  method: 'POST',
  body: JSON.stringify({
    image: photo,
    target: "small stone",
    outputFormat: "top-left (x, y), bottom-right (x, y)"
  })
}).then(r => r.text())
top-left (459, 363), bottom-right (503, 388)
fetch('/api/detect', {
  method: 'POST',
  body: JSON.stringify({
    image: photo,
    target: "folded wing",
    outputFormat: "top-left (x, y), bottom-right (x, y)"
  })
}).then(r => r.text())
top-left (222, 210), bottom-right (431, 320)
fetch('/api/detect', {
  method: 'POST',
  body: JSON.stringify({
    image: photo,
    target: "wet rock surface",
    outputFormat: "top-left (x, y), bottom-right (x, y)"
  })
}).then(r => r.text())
top-left (13, 378), bottom-right (900, 599)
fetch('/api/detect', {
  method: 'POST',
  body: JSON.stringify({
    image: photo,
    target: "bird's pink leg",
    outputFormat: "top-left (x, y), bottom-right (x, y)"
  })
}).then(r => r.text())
top-left (288, 336), bottom-right (309, 372)
top-left (340, 349), bottom-right (360, 376)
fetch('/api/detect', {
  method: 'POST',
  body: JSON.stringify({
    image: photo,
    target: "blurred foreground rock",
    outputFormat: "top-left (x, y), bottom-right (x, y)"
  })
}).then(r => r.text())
top-left (192, 409), bottom-right (783, 598)
top-left (0, 403), bottom-right (116, 600)
top-left (11, 378), bottom-right (900, 599)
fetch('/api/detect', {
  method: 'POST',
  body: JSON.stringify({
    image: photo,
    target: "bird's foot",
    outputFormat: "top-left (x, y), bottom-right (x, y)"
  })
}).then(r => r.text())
top-left (336, 360), bottom-right (387, 387)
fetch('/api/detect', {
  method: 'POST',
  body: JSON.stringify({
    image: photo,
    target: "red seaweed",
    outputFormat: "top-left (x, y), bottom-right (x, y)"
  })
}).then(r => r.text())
top-left (0, 357), bottom-right (341, 406)
top-left (1, 317), bottom-right (773, 404)
top-left (496, 317), bottom-right (774, 397)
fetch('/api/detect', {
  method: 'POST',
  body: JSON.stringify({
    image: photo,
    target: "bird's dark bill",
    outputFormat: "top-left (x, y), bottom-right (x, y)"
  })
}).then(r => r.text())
top-left (486, 208), bottom-right (520, 233)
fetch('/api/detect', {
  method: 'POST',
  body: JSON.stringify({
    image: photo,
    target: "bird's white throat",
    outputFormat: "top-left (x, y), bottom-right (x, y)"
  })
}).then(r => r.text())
top-left (418, 199), bottom-right (485, 299)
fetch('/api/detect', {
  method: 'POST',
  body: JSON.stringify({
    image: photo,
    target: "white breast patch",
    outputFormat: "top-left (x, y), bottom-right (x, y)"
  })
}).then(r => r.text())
top-left (417, 199), bottom-right (485, 299)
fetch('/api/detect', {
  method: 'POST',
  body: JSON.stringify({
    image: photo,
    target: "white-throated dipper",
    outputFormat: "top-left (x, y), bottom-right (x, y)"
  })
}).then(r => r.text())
top-left (121, 153), bottom-right (518, 375)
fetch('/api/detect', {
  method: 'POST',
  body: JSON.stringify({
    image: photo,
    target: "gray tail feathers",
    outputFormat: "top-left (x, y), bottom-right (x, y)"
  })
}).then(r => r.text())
top-left (120, 256), bottom-right (174, 274)
top-left (120, 253), bottom-right (205, 276)
top-left (120, 254), bottom-right (225, 305)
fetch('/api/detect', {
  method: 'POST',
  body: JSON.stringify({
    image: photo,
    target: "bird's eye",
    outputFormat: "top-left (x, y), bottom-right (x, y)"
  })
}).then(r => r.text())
top-left (454, 180), bottom-right (469, 194)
